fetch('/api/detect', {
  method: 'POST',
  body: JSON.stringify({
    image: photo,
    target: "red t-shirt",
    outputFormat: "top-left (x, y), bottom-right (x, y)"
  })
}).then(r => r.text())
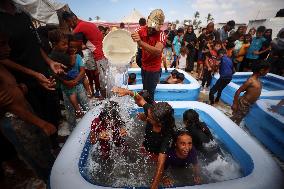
top-left (136, 26), bottom-right (166, 72)
top-left (73, 20), bottom-right (105, 61)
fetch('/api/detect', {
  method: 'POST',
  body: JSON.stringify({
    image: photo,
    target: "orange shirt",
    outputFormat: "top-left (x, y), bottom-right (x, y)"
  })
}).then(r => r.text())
top-left (236, 43), bottom-right (250, 62)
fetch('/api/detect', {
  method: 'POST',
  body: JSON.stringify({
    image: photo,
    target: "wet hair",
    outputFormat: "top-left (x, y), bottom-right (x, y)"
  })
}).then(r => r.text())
top-left (171, 69), bottom-right (179, 76)
top-left (252, 60), bottom-right (270, 73)
top-left (172, 130), bottom-right (192, 148)
top-left (48, 29), bottom-right (67, 45)
top-left (62, 11), bottom-right (76, 20)
top-left (257, 26), bottom-right (266, 33)
top-left (139, 18), bottom-right (146, 26)
top-left (99, 101), bottom-right (125, 126)
top-left (151, 102), bottom-right (176, 135)
top-left (177, 73), bottom-right (185, 81)
top-left (138, 90), bottom-right (155, 105)
top-left (177, 28), bottom-right (184, 34)
top-left (183, 109), bottom-right (213, 140)
top-left (129, 73), bottom-right (136, 80)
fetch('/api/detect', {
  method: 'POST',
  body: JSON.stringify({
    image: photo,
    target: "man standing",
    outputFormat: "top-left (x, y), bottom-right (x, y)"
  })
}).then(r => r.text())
top-left (132, 9), bottom-right (166, 100)
top-left (216, 20), bottom-right (235, 42)
top-left (62, 12), bottom-right (108, 97)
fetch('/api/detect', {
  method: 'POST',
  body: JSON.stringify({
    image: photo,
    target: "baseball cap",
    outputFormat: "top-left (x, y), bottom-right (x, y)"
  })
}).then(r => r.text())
top-left (147, 9), bottom-right (165, 28)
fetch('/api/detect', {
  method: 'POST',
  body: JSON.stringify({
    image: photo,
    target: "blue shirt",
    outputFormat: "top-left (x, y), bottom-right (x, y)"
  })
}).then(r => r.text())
top-left (66, 54), bottom-right (84, 80)
top-left (246, 37), bottom-right (266, 60)
top-left (217, 28), bottom-right (228, 42)
top-left (219, 55), bottom-right (233, 79)
top-left (173, 35), bottom-right (183, 56)
top-left (164, 147), bottom-right (198, 169)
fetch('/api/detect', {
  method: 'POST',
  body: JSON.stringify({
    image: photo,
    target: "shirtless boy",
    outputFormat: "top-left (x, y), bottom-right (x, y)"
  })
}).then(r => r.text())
top-left (231, 60), bottom-right (270, 125)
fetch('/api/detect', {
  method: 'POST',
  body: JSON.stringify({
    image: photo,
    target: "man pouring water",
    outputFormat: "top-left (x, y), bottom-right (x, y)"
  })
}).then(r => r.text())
top-left (131, 9), bottom-right (166, 100)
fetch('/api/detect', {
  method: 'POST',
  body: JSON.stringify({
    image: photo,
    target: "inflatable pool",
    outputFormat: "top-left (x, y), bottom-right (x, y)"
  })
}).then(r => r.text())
top-left (211, 72), bottom-right (284, 105)
top-left (128, 68), bottom-right (200, 101)
top-left (245, 99), bottom-right (284, 161)
top-left (50, 101), bottom-right (284, 189)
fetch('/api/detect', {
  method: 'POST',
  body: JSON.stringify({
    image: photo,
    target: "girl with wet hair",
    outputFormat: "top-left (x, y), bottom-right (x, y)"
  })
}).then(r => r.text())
top-left (112, 87), bottom-right (176, 189)
top-left (90, 101), bottom-right (127, 159)
top-left (183, 109), bottom-right (213, 152)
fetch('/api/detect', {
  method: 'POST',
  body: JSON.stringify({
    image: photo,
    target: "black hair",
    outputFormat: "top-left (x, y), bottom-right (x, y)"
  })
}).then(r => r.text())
top-left (177, 73), bottom-right (185, 81)
top-left (183, 109), bottom-right (213, 140)
top-left (48, 29), bottom-right (67, 45)
top-left (227, 20), bottom-right (235, 28)
top-left (68, 34), bottom-right (83, 43)
top-left (177, 28), bottom-right (184, 34)
top-left (138, 90), bottom-right (155, 105)
top-left (213, 40), bottom-right (222, 46)
top-left (120, 22), bottom-right (125, 28)
top-left (226, 41), bottom-right (235, 49)
top-left (98, 25), bottom-right (105, 32)
top-left (62, 11), bottom-right (76, 20)
top-left (129, 73), bottom-right (136, 80)
top-left (257, 26), bottom-right (266, 33)
top-left (202, 28), bottom-right (207, 32)
top-left (151, 102), bottom-right (176, 136)
top-left (171, 69), bottom-right (179, 76)
top-left (252, 60), bottom-right (270, 73)
top-left (139, 18), bottom-right (146, 26)
top-left (99, 101), bottom-right (124, 126)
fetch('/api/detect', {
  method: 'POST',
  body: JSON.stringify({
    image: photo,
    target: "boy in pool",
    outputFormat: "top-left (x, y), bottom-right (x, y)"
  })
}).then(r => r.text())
top-left (176, 72), bottom-right (185, 84)
top-left (231, 60), bottom-right (270, 125)
top-left (162, 131), bottom-right (201, 187)
top-left (161, 69), bottom-right (179, 84)
top-left (90, 101), bottom-right (127, 159)
top-left (128, 73), bottom-right (136, 85)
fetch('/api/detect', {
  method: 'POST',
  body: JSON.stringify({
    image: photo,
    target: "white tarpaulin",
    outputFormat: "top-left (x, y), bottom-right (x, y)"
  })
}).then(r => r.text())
top-left (121, 9), bottom-right (144, 23)
top-left (13, 0), bottom-right (66, 24)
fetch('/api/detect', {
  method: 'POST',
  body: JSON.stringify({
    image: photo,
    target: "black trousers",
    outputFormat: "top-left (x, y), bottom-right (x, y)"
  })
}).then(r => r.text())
top-left (209, 78), bottom-right (232, 104)
top-left (141, 69), bottom-right (161, 100)
top-left (201, 69), bottom-right (213, 87)
top-left (186, 48), bottom-right (196, 72)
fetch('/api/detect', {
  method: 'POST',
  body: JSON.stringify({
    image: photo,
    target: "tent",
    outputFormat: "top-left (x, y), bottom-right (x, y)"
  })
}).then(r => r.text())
top-left (13, 0), bottom-right (66, 24)
top-left (121, 9), bottom-right (144, 23)
top-left (248, 17), bottom-right (284, 39)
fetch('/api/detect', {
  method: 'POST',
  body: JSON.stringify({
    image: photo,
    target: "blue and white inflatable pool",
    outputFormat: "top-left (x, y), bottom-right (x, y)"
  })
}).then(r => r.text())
top-left (245, 99), bottom-right (284, 161)
top-left (50, 101), bottom-right (284, 189)
top-left (211, 72), bottom-right (284, 105)
top-left (128, 68), bottom-right (200, 101)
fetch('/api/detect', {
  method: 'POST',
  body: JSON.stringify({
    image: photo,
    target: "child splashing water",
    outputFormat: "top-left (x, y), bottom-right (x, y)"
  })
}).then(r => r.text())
top-left (90, 101), bottom-right (127, 159)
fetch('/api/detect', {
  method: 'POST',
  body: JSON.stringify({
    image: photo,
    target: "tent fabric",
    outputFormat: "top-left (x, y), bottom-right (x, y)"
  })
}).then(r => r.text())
top-left (13, 0), bottom-right (66, 24)
top-left (121, 9), bottom-right (144, 23)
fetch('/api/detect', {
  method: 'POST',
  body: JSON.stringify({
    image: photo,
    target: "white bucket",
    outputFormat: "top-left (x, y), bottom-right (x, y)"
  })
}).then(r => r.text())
top-left (103, 29), bottom-right (137, 66)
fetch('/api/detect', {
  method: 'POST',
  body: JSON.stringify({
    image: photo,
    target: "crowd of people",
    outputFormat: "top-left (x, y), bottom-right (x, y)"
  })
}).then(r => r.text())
top-left (0, 0), bottom-right (283, 188)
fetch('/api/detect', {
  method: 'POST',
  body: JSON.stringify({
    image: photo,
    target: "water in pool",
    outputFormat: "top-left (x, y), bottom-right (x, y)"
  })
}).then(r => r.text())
top-left (80, 98), bottom-right (242, 188)
top-left (232, 75), bottom-right (284, 91)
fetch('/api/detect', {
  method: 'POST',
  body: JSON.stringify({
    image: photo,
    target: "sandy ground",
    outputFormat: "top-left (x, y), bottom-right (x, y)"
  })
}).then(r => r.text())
top-left (1, 62), bottom-right (283, 189)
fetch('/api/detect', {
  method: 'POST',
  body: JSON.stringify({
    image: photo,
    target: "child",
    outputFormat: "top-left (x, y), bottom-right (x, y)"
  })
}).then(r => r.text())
top-left (236, 34), bottom-right (251, 71)
top-left (90, 101), bottom-right (127, 159)
top-left (82, 46), bottom-right (101, 98)
top-left (171, 28), bottom-right (184, 68)
top-left (177, 46), bottom-right (187, 71)
top-left (161, 69), bottom-right (179, 84)
top-left (231, 60), bottom-right (270, 125)
top-left (209, 49), bottom-right (234, 105)
top-left (244, 26), bottom-right (267, 71)
top-left (201, 40), bottom-right (222, 90)
top-left (162, 131), bottom-right (201, 187)
top-left (176, 72), bottom-right (185, 84)
top-left (162, 38), bottom-right (173, 72)
top-left (128, 73), bottom-right (136, 85)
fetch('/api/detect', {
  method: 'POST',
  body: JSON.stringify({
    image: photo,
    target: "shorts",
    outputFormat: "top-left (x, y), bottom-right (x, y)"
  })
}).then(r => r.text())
top-left (231, 96), bottom-right (252, 124)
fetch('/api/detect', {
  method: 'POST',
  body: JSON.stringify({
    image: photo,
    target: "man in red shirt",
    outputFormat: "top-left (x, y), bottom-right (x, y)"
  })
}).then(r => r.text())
top-left (62, 12), bottom-right (108, 97)
top-left (132, 9), bottom-right (166, 100)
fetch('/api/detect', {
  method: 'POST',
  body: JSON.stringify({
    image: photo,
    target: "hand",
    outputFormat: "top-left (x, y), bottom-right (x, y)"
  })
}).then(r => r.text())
top-left (253, 51), bottom-right (259, 55)
top-left (34, 73), bottom-right (56, 90)
top-left (119, 128), bottom-right (127, 137)
top-left (131, 32), bottom-right (141, 43)
top-left (137, 113), bottom-right (147, 121)
top-left (231, 102), bottom-right (238, 112)
top-left (99, 131), bottom-right (110, 140)
top-left (49, 61), bottom-right (66, 75)
top-left (194, 176), bottom-right (201, 184)
top-left (134, 94), bottom-right (146, 107)
top-left (111, 87), bottom-right (130, 96)
top-left (162, 177), bottom-right (174, 187)
top-left (42, 122), bottom-right (57, 136)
